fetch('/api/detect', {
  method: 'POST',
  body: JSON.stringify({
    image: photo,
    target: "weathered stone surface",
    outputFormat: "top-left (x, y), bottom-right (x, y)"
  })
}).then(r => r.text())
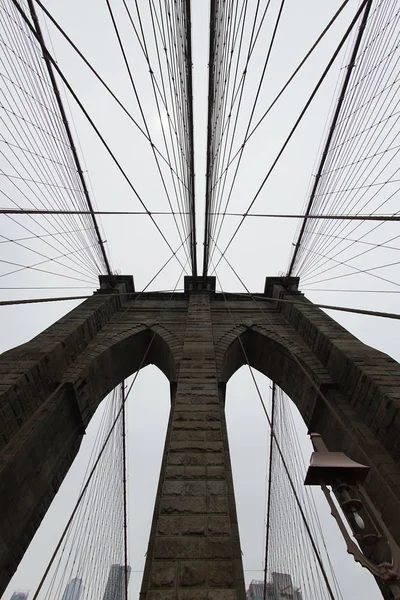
top-left (207, 466), bottom-right (225, 479)
top-left (154, 538), bottom-right (233, 561)
top-left (185, 466), bottom-right (206, 478)
top-left (157, 517), bottom-right (181, 536)
top-left (184, 454), bottom-right (206, 466)
top-left (171, 430), bottom-right (207, 442)
top-left (150, 562), bottom-right (177, 587)
top-left (161, 498), bottom-right (207, 515)
top-left (178, 591), bottom-right (208, 600)
top-left (207, 481), bottom-right (227, 496)
top-left (163, 481), bottom-right (185, 496)
top-left (206, 453), bottom-right (224, 465)
top-left (209, 561), bottom-right (234, 587)
top-left (154, 537), bottom-right (205, 560)
top-left (207, 496), bottom-right (229, 514)
top-left (207, 591), bottom-right (236, 600)
top-left (147, 592), bottom-right (177, 600)
top-left (179, 561), bottom-right (207, 586)
top-left (207, 516), bottom-right (231, 536)
top-left (181, 516), bottom-right (206, 535)
top-left (169, 441), bottom-right (223, 453)
top-left (166, 466), bottom-right (185, 479)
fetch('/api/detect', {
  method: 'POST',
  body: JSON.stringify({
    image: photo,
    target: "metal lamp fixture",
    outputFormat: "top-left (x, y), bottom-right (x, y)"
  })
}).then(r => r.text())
top-left (305, 433), bottom-right (400, 600)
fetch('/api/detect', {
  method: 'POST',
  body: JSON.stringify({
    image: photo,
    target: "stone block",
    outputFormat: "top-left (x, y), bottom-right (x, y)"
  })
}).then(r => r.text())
top-left (171, 430), bottom-right (207, 442)
top-left (205, 539), bottom-right (233, 559)
top-left (157, 516), bottom-right (181, 536)
top-left (207, 481), bottom-right (227, 495)
top-left (206, 453), bottom-right (224, 465)
top-left (185, 454), bottom-right (205, 466)
top-left (181, 516), bottom-right (206, 535)
top-left (207, 516), bottom-right (231, 536)
top-left (190, 397), bottom-right (220, 405)
top-left (179, 561), bottom-right (207, 586)
top-left (164, 481), bottom-right (185, 496)
top-left (150, 562), bottom-right (177, 587)
top-left (178, 591), bottom-right (208, 600)
top-left (170, 441), bottom-right (223, 453)
top-left (168, 453), bottom-right (186, 465)
top-left (207, 591), bottom-right (236, 600)
top-left (161, 498), bottom-right (207, 515)
top-left (208, 561), bottom-right (234, 587)
top-left (147, 592), bottom-right (177, 600)
top-left (207, 466), bottom-right (225, 479)
top-left (166, 466), bottom-right (185, 479)
top-left (185, 466), bottom-right (206, 478)
top-left (207, 496), bottom-right (229, 514)
top-left (185, 481), bottom-right (206, 496)
top-left (173, 421), bottom-right (220, 430)
top-left (154, 537), bottom-right (206, 559)
top-left (207, 431), bottom-right (222, 441)
top-left (173, 411), bottom-right (206, 421)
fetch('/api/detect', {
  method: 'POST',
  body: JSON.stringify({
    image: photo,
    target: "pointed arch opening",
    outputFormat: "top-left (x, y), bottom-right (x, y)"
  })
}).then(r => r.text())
top-left (220, 327), bottom-right (324, 427)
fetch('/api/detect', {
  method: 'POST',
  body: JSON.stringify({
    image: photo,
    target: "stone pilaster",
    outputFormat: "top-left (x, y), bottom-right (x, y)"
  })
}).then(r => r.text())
top-left (140, 291), bottom-right (246, 600)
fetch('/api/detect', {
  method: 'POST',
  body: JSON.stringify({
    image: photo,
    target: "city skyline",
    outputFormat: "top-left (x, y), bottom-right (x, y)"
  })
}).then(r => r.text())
top-left (247, 573), bottom-right (303, 600)
top-left (61, 578), bottom-right (84, 600)
top-left (102, 565), bottom-right (131, 600)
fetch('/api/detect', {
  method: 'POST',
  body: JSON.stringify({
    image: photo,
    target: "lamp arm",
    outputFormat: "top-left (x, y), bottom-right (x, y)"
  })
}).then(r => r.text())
top-left (321, 484), bottom-right (400, 585)
top-left (359, 484), bottom-right (400, 576)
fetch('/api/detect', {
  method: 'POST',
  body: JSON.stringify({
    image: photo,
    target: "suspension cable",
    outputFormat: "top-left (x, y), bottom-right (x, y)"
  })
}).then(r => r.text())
top-left (25, 0), bottom-right (112, 277)
top-left (288, 0), bottom-right (373, 276)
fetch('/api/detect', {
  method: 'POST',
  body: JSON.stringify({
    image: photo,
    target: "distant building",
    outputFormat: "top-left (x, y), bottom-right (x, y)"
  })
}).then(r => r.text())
top-left (102, 564), bottom-right (131, 600)
top-left (10, 592), bottom-right (29, 600)
top-left (61, 578), bottom-right (84, 600)
top-left (247, 573), bottom-right (303, 600)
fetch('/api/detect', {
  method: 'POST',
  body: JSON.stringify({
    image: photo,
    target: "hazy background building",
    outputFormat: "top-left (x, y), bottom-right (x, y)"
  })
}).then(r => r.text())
top-left (10, 592), bottom-right (29, 600)
top-left (247, 573), bottom-right (303, 600)
top-left (102, 565), bottom-right (131, 600)
top-left (61, 578), bottom-right (84, 600)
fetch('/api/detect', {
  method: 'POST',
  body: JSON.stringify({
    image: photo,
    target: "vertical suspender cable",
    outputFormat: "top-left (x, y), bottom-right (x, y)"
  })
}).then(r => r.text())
top-left (25, 0), bottom-right (113, 277)
top-left (263, 382), bottom-right (276, 600)
top-left (121, 382), bottom-right (129, 600)
top-left (185, 0), bottom-right (197, 278)
top-left (203, 0), bottom-right (217, 277)
top-left (287, 0), bottom-right (373, 276)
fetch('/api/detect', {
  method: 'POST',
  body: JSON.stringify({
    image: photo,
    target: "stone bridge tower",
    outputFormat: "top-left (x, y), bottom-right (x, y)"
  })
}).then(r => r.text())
top-left (1, 275), bottom-right (400, 599)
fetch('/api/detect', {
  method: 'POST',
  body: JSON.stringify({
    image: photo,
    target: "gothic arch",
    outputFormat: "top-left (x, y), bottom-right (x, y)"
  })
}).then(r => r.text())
top-left (218, 323), bottom-right (400, 555)
top-left (65, 324), bottom-right (177, 426)
top-left (219, 326), bottom-right (332, 426)
top-left (0, 324), bottom-right (177, 591)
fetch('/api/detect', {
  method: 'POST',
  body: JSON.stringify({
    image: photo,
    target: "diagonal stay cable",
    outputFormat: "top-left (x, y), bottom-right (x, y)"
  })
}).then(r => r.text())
top-left (2, 208), bottom-right (400, 221)
top-left (0, 233), bottom-right (190, 305)
top-left (221, 291), bottom-right (400, 320)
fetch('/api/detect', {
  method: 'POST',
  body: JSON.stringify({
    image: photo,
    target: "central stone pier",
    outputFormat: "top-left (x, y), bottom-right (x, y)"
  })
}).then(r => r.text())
top-left (139, 277), bottom-right (246, 600)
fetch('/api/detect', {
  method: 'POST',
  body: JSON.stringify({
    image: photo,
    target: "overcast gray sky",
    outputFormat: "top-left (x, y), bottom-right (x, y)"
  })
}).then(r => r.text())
top-left (1, 0), bottom-right (399, 599)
